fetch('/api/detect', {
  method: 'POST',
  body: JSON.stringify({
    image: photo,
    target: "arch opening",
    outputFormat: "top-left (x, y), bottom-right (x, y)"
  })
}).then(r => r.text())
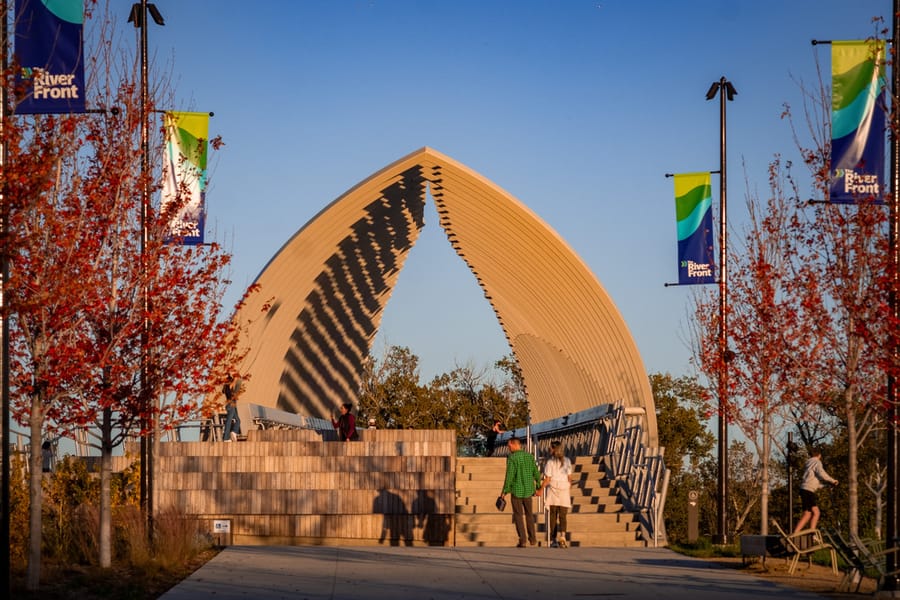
top-left (230, 147), bottom-right (657, 445)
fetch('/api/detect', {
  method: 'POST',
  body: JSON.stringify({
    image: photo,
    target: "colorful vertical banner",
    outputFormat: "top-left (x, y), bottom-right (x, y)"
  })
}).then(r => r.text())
top-left (674, 172), bottom-right (717, 286)
top-left (830, 40), bottom-right (886, 203)
top-left (161, 111), bottom-right (209, 245)
top-left (14, 0), bottom-right (86, 114)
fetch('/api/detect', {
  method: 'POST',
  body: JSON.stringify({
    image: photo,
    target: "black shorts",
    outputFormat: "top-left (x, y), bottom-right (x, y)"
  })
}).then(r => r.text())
top-left (799, 489), bottom-right (817, 512)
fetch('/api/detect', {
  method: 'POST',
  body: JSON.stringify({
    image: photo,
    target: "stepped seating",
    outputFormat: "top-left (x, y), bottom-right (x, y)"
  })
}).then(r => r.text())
top-left (454, 455), bottom-right (644, 547)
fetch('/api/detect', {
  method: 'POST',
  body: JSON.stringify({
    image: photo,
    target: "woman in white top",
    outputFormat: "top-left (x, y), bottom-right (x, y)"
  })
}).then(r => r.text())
top-left (541, 441), bottom-right (573, 548)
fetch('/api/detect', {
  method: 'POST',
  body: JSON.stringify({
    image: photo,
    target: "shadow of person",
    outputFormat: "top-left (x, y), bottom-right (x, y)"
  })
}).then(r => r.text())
top-left (412, 489), bottom-right (450, 546)
top-left (373, 487), bottom-right (412, 546)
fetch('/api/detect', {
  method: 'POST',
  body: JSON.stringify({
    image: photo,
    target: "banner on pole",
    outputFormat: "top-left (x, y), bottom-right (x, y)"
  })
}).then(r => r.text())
top-left (14, 0), bottom-right (86, 114)
top-left (829, 39), bottom-right (886, 203)
top-left (674, 172), bottom-right (716, 285)
top-left (161, 111), bottom-right (209, 245)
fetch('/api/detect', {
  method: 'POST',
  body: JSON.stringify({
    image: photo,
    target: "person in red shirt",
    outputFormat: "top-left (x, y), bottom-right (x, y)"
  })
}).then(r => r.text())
top-left (331, 403), bottom-right (359, 441)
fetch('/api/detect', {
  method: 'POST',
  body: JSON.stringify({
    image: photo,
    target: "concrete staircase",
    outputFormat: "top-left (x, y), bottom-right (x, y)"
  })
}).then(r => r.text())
top-left (454, 455), bottom-right (644, 547)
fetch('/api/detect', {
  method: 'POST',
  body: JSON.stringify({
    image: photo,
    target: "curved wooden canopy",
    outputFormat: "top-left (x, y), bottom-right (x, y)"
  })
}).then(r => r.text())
top-left (230, 147), bottom-right (657, 444)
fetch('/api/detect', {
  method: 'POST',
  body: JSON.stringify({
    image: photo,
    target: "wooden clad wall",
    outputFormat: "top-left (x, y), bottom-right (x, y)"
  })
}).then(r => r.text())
top-left (155, 429), bottom-right (457, 546)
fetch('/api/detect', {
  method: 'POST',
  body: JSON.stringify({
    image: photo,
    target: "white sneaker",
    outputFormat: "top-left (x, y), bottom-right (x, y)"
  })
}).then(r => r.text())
top-left (230, 432), bottom-right (238, 442)
top-left (224, 438), bottom-right (232, 442)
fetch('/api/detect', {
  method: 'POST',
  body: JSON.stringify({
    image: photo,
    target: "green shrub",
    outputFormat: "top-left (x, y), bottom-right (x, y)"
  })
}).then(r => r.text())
top-left (9, 452), bottom-right (29, 570)
top-left (42, 456), bottom-right (99, 563)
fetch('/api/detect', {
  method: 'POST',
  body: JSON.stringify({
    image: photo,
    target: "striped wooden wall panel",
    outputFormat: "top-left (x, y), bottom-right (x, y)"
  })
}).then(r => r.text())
top-left (155, 429), bottom-right (458, 546)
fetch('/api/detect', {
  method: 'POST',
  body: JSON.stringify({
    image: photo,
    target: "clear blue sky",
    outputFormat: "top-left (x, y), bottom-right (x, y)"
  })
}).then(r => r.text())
top-left (128, 0), bottom-right (889, 384)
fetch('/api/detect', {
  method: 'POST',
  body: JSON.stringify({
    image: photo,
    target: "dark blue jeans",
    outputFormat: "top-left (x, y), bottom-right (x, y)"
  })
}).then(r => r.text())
top-left (223, 402), bottom-right (241, 440)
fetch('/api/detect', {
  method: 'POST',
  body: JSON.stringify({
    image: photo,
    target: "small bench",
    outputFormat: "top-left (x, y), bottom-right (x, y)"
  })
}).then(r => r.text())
top-left (740, 534), bottom-right (786, 564)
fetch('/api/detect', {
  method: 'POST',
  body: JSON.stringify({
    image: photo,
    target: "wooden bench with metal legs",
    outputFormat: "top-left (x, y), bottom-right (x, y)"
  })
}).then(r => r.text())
top-left (772, 519), bottom-right (837, 576)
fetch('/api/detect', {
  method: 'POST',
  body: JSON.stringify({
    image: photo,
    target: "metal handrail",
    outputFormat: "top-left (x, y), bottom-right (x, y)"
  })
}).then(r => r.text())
top-left (505, 401), bottom-right (669, 546)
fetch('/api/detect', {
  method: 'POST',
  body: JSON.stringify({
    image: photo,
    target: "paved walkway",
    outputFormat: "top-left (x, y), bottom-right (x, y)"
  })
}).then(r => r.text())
top-left (160, 545), bottom-right (832, 599)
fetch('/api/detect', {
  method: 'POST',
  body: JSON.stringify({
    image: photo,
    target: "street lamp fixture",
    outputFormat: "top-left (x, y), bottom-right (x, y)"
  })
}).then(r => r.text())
top-left (705, 79), bottom-right (737, 102)
top-left (127, 3), bottom-right (165, 27)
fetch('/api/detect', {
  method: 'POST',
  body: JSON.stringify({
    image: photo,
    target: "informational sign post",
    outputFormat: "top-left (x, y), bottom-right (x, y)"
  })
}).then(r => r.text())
top-left (687, 490), bottom-right (699, 542)
top-left (212, 519), bottom-right (232, 546)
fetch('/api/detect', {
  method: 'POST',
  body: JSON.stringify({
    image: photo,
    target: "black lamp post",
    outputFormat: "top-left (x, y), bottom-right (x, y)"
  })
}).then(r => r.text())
top-left (127, 0), bottom-right (164, 535)
top-left (787, 432), bottom-right (798, 532)
top-left (882, 0), bottom-right (900, 592)
top-left (706, 76), bottom-right (737, 545)
top-left (0, 2), bottom-right (9, 592)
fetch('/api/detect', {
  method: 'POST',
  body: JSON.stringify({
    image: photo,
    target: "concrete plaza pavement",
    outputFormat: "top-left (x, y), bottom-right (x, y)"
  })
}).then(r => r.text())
top-left (159, 545), bottom-right (833, 600)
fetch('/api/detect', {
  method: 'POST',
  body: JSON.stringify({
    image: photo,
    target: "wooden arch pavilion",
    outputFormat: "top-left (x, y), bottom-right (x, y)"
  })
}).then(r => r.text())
top-left (228, 147), bottom-right (657, 445)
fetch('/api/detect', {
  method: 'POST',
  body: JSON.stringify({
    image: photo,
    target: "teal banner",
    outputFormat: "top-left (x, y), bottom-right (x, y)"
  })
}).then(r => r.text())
top-left (674, 173), bottom-right (716, 286)
top-left (830, 40), bottom-right (886, 203)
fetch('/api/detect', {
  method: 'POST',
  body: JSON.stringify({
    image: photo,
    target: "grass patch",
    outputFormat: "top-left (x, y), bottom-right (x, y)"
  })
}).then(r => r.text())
top-left (670, 536), bottom-right (836, 569)
top-left (669, 538), bottom-right (741, 558)
top-left (11, 547), bottom-right (220, 599)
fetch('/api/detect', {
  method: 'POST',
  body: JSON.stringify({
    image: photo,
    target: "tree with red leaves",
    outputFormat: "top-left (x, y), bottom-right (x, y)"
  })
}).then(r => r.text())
top-left (688, 157), bottom-right (811, 536)
top-left (3, 108), bottom-right (91, 590)
top-left (779, 49), bottom-right (890, 537)
top-left (4, 4), bottom-right (250, 586)
top-left (690, 50), bottom-right (892, 539)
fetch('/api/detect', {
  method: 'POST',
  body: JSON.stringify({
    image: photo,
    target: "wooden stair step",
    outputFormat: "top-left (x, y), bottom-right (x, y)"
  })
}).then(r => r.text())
top-left (454, 455), bottom-right (645, 548)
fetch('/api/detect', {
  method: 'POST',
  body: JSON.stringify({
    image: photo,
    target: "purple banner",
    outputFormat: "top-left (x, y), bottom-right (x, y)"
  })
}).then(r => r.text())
top-left (14, 0), bottom-right (86, 114)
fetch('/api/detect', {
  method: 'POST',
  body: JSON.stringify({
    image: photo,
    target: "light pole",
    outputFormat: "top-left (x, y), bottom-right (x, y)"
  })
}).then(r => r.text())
top-left (0, 1), bottom-right (9, 591)
top-left (127, 0), bottom-right (164, 535)
top-left (882, 0), bottom-right (899, 592)
top-left (787, 432), bottom-right (797, 532)
top-left (705, 76), bottom-right (736, 545)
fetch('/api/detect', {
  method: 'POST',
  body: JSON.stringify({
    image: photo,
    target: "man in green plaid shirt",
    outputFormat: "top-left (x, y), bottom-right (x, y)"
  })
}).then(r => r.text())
top-left (501, 436), bottom-right (542, 547)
